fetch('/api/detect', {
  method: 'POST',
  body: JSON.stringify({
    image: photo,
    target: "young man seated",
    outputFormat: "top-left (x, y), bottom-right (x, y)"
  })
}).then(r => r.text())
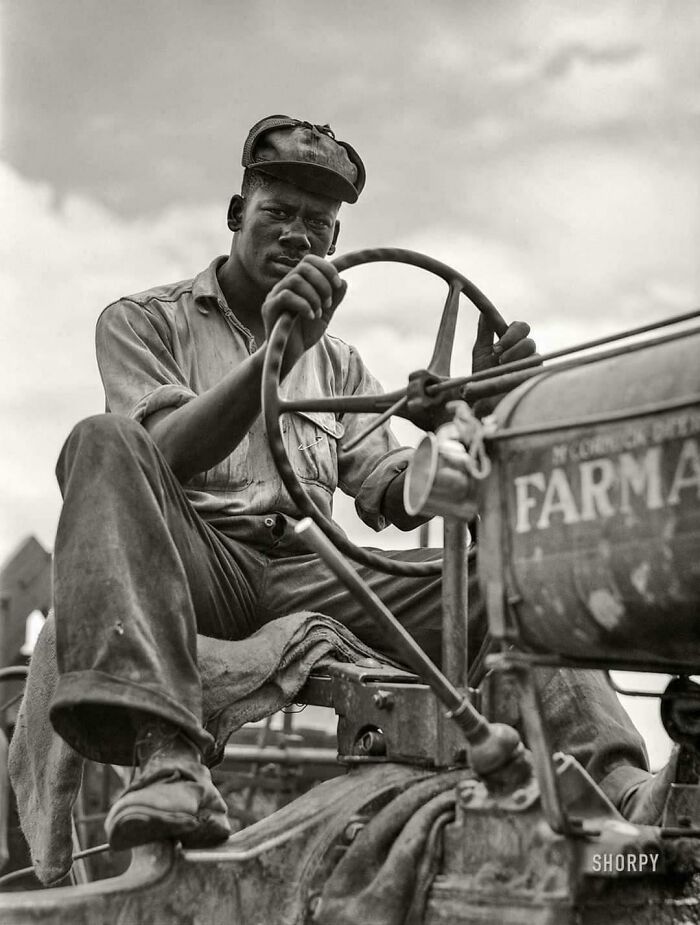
top-left (50, 115), bottom-right (670, 851)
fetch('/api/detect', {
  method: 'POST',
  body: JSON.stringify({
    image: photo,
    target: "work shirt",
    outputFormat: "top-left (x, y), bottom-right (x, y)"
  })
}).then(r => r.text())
top-left (95, 256), bottom-right (412, 535)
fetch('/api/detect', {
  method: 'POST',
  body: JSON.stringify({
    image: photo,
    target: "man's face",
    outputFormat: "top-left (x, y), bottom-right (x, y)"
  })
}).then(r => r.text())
top-left (235, 178), bottom-right (340, 293)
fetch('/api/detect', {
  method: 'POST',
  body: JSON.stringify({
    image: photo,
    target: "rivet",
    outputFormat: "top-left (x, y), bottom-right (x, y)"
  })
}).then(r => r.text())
top-left (372, 690), bottom-right (393, 710)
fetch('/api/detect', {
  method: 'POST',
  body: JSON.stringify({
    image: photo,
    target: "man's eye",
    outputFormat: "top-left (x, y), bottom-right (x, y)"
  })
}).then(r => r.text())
top-left (308, 219), bottom-right (330, 231)
top-left (265, 208), bottom-right (288, 219)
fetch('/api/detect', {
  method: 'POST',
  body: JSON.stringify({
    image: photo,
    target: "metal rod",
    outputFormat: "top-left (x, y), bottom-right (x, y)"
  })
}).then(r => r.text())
top-left (69, 817), bottom-right (90, 884)
top-left (294, 517), bottom-right (490, 743)
top-left (0, 690), bottom-right (25, 713)
top-left (432, 320), bottom-right (700, 398)
top-left (606, 675), bottom-right (700, 700)
top-left (418, 521), bottom-right (431, 548)
top-left (280, 388), bottom-right (406, 414)
top-left (243, 715), bottom-right (273, 811)
top-left (342, 394), bottom-right (409, 452)
top-left (442, 518), bottom-right (469, 689)
top-left (221, 745), bottom-right (340, 768)
top-left (660, 826), bottom-right (700, 838)
top-left (0, 666), bottom-right (29, 683)
top-left (538, 306), bottom-right (700, 357)
top-left (516, 666), bottom-right (569, 835)
top-left (0, 844), bottom-right (111, 889)
top-left (487, 649), bottom-right (700, 677)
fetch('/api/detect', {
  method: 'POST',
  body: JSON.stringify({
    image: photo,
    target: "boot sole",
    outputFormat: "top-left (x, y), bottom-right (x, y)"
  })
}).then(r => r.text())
top-left (107, 805), bottom-right (230, 852)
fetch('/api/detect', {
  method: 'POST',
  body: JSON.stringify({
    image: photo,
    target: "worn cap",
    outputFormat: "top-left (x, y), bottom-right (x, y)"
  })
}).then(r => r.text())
top-left (242, 115), bottom-right (365, 204)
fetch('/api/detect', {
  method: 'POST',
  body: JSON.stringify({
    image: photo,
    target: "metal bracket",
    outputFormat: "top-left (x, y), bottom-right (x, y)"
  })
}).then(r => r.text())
top-left (299, 660), bottom-right (476, 768)
top-left (405, 368), bottom-right (452, 431)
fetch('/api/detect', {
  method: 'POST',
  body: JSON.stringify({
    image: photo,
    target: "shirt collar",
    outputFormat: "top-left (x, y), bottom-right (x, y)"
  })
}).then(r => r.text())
top-left (191, 256), bottom-right (229, 313)
top-left (192, 255), bottom-right (257, 344)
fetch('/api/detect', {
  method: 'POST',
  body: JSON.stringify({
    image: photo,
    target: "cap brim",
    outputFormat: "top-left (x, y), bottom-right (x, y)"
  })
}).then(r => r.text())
top-left (248, 160), bottom-right (359, 204)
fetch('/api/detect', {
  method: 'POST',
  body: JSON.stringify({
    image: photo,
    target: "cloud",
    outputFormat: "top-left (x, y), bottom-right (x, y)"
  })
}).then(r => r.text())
top-left (6, 0), bottom-right (699, 226)
top-left (0, 161), bottom-right (226, 559)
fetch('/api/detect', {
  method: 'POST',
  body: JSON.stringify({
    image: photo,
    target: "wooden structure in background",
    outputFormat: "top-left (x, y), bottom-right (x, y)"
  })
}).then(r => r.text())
top-left (0, 537), bottom-right (51, 727)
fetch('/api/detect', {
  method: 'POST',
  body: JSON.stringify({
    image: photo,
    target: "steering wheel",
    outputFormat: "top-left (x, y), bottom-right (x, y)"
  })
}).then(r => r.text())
top-left (261, 248), bottom-right (509, 578)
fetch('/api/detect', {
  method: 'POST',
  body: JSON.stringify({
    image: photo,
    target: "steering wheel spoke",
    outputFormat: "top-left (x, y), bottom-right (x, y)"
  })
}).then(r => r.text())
top-left (342, 394), bottom-right (409, 453)
top-left (262, 248), bottom-right (510, 578)
top-left (428, 277), bottom-right (462, 376)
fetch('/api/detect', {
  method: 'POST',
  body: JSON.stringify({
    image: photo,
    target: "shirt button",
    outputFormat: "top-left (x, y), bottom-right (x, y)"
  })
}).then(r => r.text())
top-left (264, 517), bottom-right (275, 528)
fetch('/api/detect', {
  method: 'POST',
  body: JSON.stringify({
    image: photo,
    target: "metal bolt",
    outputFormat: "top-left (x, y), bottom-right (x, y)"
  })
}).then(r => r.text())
top-left (372, 690), bottom-right (394, 710)
top-left (458, 780), bottom-right (477, 803)
top-left (356, 728), bottom-right (386, 756)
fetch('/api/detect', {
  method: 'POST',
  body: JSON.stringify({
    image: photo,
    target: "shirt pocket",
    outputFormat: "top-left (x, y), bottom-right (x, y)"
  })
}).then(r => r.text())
top-left (283, 411), bottom-right (345, 491)
top-left (189, 434), bottom-right (253, 492)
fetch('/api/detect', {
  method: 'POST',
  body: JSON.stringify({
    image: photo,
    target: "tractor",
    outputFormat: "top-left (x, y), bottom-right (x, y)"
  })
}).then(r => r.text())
top-left (1, 248), bottom-right (699, 924)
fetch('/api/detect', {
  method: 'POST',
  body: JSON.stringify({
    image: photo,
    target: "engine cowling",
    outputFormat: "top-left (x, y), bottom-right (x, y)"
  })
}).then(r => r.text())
top-left (479, 329), bottom-right (700, 669)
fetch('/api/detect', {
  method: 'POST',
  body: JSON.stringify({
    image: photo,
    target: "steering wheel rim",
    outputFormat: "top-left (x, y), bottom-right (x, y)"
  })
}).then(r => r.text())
top-left (262, 247), bottom-right (508, 578)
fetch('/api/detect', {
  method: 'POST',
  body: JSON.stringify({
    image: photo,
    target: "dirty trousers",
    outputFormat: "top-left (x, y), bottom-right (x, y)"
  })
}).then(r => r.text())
top-left (50, 415), bottom-right (649, 805)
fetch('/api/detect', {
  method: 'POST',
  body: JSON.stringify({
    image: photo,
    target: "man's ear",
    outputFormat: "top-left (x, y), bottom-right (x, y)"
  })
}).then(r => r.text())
top-left (327, 220), bottom-right (340, 256)
top-left (227, 194), bottom-right (245, 232)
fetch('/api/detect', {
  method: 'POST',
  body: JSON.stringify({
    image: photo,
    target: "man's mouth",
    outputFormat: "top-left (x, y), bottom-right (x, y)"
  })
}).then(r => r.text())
top-left (270, 253), bottom-right (302, 270)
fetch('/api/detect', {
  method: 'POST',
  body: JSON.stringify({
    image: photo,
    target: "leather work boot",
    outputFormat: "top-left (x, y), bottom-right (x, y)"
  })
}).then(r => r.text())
top-left (619, 747), bottom-right (680, 825)
top-left (105, 720), bottom-right (231, 851)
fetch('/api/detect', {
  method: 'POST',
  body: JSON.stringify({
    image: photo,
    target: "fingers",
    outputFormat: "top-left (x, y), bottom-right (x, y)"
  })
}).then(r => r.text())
top-left (472, 316), bottom-right (538, 374)
top-left (293, 257), bottom-right (339, 315)
top-left (499, 339), bottom-right (539, 365)
top-left (263, 256), bottom-right (347, 355)
top-left (301, 254), bottom-right (345, 291)
top-left (329, 277), bottom-right (348, 311)
top-left (267, 289), bottom-right (320, 321)
top-left (492, 321), bottom-right (537, 365)
top-left (277, 272), bottom-right (326, 318)
top-left (493, 320), bottom-right (529, 354)
top-left (269, 256), bottom-right (343, 319)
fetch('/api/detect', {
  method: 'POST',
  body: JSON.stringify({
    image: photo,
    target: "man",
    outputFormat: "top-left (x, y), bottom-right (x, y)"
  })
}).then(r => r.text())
top-left (50, 115), bottom-right (667, 852)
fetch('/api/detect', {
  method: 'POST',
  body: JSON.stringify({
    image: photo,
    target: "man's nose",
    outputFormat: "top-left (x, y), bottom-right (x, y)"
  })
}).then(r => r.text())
top-left (279, 217), bottom-right (311, 250)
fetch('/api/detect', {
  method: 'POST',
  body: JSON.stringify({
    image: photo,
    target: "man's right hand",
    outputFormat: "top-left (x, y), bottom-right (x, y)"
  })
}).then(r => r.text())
top-left (262, 255), bottom-right (347, 369)
top-left (144, 259), bottom-right (346, 483)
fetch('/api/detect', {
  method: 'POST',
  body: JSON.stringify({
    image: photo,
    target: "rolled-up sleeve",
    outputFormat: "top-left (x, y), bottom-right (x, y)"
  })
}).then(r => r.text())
top-left (95, 299), bottom-right (196, 422)
top-left (337, 346), bottom-right (415, 531)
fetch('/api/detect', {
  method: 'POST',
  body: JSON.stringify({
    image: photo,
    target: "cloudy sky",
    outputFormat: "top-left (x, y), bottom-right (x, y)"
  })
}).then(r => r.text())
top-left (2, 0), bottom-right (699, 764)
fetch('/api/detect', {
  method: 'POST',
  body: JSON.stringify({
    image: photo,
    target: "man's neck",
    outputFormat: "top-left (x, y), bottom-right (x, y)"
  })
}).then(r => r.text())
top-left (216, 252), bottom-right (267, 344)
